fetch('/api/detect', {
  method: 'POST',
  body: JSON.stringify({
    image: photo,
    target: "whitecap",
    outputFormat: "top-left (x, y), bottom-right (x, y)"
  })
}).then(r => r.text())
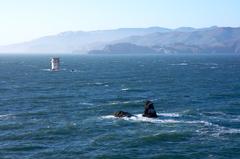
top-left (94, 82), bottom-right (108, 86)
top-left (170, 63), bottom-right (188, 66)
top-left (151, 98), bottom-right (161, 102)
top-left (100, 113), bottom-right (218, 126)
top-left (101, 113), bottom-right (240, 136)
top-left (212, 126), bottom-right (240, 137)
top-left (101, 115), bottom-right (116, 119)
top-left (157, 113), bottom-right (180, 117)
top-left (86, 82), bottom-right (108, 86)
top-left (79, 102), bottom-right (94, 106)
top-left (0, 114), bottom-right (12, 119)
top-left (95, 82), bottom-right (103, 85)
top-left (121, 88), bottom-right (130, 91)
top-left (100, 114), bottom-right (180, 124)
top-left (223, 128), bottom-right (240, 134)
top-left (183, 120), bottom-right (213, 126)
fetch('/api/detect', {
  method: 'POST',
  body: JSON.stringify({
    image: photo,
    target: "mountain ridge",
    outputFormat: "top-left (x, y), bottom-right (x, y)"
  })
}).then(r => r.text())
top-left (0, 26), bottom-right (240, 54)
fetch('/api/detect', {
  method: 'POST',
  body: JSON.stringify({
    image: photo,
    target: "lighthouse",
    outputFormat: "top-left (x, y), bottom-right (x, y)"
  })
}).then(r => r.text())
top-left (51, 57), bottom-right (60, 71)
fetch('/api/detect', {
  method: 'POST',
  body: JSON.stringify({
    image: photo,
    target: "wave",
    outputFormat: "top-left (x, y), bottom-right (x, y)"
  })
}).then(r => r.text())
top-left (106, 99), bottom-right (144, 106)
top-left (86, 82), bottom-right (109, 86)
top-left (79, 102), bottom-right (94, 106)
top-left (211, 125), bottom-right (240, 137)
top-left (100, 113), bottom-right (240, 136)
top-left (100, 113), bottom-right (215, 126)
top-left (170, 63), bottom-right (188, 66)
top-left (157, 113), bottom-right (180, 117)
top-left (120, 88), bottom-right (147, 92)
top-left (106, 98), bottom-right (161, 106)
top-left (203, 63), bottom-right (218, 66)
top-left (121, 88), bottom-right (130, 91)
top-left (0, 114), bottom-right (12, 119)
top-left (100, 114), bottom-right (180, 124)
top-left (41, 69), bottom-right (51, 71)
top-left (203, 111), bottom-right (227, 116)
top-left (141, 131), bottom-right (190, 142)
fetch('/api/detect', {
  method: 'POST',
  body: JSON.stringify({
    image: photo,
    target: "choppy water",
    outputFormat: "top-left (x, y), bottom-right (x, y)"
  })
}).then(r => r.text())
top-left (1, 54), bottom-right (240, 159)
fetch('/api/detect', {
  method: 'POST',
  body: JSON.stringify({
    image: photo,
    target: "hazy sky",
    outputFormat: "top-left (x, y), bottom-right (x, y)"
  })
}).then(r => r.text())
top-left (0, 0), bottom-right (239, 45)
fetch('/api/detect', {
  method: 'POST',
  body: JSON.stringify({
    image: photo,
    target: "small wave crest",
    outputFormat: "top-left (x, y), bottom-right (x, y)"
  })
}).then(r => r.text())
top-left (41, 69), bottom-right (51, 71)
top-left (170, 63), bottom-right (188, 66)
top-left (121, 88), bottom-right (130, 91)
top-left (100, 113), bottom-right (214, 125)
top-left (0, 114), bottom-right (12, 119)
top-left (100, 114), bottom-right (180, 124)
top-left (157, 113), bottom-right (180, 117)
top-left (100, 112), bottom-right (240, 137)
top-left (106, 99), bottom-right (144, 106)
top-left (79, 102), bottom-right (94, 106)
top-left (86, 82), bottom-right (109, 86)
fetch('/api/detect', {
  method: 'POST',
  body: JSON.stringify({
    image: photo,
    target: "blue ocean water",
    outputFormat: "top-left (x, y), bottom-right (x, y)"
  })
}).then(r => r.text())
top-left (0, 54), bottom-right (240, 159)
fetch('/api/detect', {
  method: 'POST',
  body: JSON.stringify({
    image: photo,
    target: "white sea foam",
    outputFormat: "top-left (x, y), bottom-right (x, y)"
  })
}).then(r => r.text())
top-left (0, 114), bottom-right (12, 119)
top-left (86, 82), bottom-right (108, 86)
top-left (183, 120), bottom-right (213, 126)
top-left (101, 113), bottom-right (240, 137)
top-left (212, 126), bottom-right (240, 137)
top-left (170, 63), bottom-right (188, 66)
top-left (151, 98), bottom-right (161, 102)
top-left (215, 128), bottom-right (240, 136)
top-left (230, 116), bottom-right (240, 122)
top-left (224, 128), bottom-right (240, 134)
top-left (121, 88), bottom-right (130, 91)
top-left (95, 82), bottom-right (104, 85)
top-left (100, 113), bottom-right (218, 126)
top-left (101, 114), bottom-right (180, 124)
top-left (157, 113), bottom-right (180, 117)
top-left (79, 102), bottom-right (94, 106)
top-left (195, 119), bottom-right (240, 136)
top-left (101, 115), bottom-right (116, 119)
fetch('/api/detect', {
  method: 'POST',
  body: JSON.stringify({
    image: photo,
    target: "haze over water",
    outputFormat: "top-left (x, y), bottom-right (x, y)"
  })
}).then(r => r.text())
top-left (1, 54), bottom-right (240, 158)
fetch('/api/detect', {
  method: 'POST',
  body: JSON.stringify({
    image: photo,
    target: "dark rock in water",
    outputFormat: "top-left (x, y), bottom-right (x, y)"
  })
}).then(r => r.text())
top-left (114, 111), bottom-right (133, 118)
top-left (143, 101), bottom-right (158, 118)
top-left (113, 101), bottom-right (157, 118)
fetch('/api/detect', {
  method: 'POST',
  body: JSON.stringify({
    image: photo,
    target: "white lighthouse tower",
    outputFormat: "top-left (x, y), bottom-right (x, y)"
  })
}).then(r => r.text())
top-left (51, 57), bottom-right (60, 71)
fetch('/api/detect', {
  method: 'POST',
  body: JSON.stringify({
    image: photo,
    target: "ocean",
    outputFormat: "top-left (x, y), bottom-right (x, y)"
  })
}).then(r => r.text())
top-left (0, 54), bottom-right (240, 159)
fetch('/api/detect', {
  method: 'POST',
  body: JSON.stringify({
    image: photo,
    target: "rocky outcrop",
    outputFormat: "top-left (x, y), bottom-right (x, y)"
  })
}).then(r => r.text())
top-left (143, 101), bottom-right (158, 118)
top-left (114, 111), bottom-right (133, 118)
top-left (113, 101), bottom-right (158, 118)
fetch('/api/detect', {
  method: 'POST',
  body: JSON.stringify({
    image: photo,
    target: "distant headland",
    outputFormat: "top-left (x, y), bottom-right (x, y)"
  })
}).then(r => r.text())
top-left (0, 26), bottom-right (240, 54)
